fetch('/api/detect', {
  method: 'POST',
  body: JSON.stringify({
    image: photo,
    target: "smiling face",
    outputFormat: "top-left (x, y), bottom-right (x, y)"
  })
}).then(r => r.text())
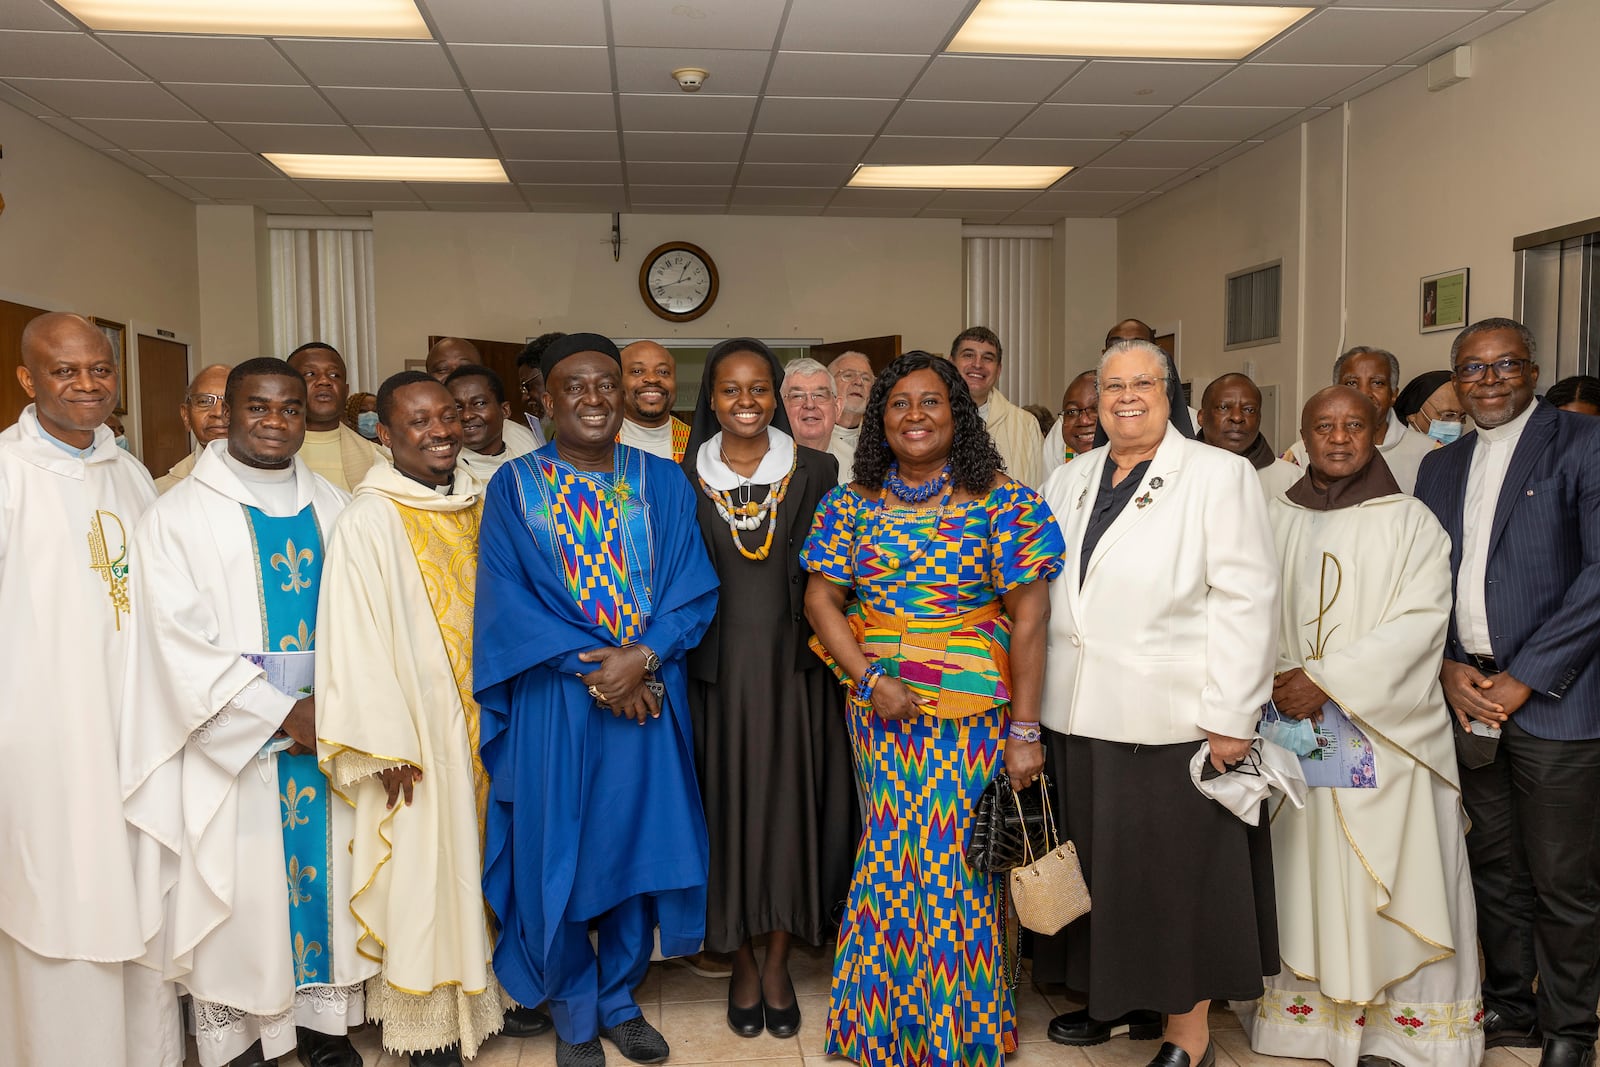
top-left (830, 353), bottom-right (874, 419)
top-left (1453, 327), bottom-right (1539, 429)
top-left (544, 351), bottom-right (623, 454)
top-left (1301, 386), bottom-right (1377, 483)
top-left (619, 341), bottom-right (677, 427)
top-left (1337, 351), bottom-right (1397, 424)
top-left (782, 370), bottom-right (838, 450)
top-left (227, 373), bottom-right (307, 470)
top-left (448, 373), bottom-right (508, 454)
top-left (883, 368), bottom-right (955, 468)
top-left (182, 364), bottom-right (232, 444)
top-left (1198, 374), bottom-right (1263, 456)
top-left (18, 316), bottom-right (118, 448)
top-left (288, 346), bottom-right (348, 431)
top-left (711, 350), bottom-right (776, 443)
top-left (1061, 372), bottom-right (1099, 454)
top-left (1097, 345), bottom-right (1171, 453)
top-left (379, 380), bottom-right (462, 484)
top-left (952, 337), bottom-right (1000, 406)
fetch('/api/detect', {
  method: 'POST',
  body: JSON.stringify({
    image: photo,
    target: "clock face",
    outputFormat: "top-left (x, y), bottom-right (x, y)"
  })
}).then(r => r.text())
top-left (646, 248), bottom-right (713, 316)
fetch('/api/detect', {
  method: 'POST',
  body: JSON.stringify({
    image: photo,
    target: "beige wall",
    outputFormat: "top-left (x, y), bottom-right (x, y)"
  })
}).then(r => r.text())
top-left (195, 205), bottom-right (273, 364)
top-left (372, 210), bottom-right (964, 378)
top-left (1049, 218), bottom-right (1119, 405)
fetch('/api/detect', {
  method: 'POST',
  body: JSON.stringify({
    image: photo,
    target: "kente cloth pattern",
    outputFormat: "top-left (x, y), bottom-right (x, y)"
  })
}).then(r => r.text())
top-left (614, 417), bottom-right (691, 463)
top-left (394, 502), bottom-right (488, 845)
top-left (523, 448), bottom-right (654, 644)
top-left (826, 706), bottom-right (1015, 1067)
top-left (800, 482), bottom-right (1064, 718)
top-left (243, 504), bottom-right (334, 989)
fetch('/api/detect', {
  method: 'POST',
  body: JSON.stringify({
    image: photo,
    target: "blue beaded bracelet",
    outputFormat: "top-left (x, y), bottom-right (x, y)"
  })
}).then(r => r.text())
top-left (854, 662), bottom-right (887, 705)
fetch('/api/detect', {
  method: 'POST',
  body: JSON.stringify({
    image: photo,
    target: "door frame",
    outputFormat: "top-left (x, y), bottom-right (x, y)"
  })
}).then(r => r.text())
top-left (128, 324), bottom-right (196, 462)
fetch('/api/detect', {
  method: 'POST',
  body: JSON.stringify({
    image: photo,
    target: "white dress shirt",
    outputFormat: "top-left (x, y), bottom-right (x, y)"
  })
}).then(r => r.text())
top-left (1455, 400), bottom-right (1538, 655)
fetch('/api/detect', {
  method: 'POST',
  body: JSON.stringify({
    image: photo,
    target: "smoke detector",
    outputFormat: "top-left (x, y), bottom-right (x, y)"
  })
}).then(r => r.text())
top-left (672, 67), bottom-right (708, 92)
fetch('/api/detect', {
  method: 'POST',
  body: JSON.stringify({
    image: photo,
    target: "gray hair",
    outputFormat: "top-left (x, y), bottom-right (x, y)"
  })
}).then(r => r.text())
top-left (1450, 317), bottom-right (1538, 365)
top-left (1333, 346), bottom-right (1400, 388)
top-left (783, 356), bottom-right (835, 390)
top-left (1096, 339), bottom-right (1169, 384)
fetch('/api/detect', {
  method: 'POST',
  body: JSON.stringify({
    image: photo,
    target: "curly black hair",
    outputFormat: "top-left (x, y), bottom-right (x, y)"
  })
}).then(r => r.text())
top-left (852, 351), bottom-right (1005, 494)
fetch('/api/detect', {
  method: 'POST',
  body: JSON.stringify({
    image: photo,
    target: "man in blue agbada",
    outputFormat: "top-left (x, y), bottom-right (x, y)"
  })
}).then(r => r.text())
top-left (474, 332), bottom-right (717, 1067)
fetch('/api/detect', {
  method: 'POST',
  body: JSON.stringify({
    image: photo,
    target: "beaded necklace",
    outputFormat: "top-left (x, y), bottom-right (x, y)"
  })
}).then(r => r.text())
top-left (697, 447), bottom-right (799, 562)
top-left (867, 476), bottom-right (955, 572)
top-left (884, 461), bottom-right (950, 503)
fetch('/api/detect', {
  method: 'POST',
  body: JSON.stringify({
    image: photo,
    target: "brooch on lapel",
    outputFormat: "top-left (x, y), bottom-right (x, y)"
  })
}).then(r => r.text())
top-left (1135, 476), bottom-right (1163, 509)
top-left (1135, 491), bottom-right (1153, 509)
top-left (1076, 486), bottom-right (1088, 510)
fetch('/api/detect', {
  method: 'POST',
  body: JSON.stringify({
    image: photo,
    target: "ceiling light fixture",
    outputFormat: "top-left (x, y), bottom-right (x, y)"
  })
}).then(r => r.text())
top-left (849, 165), bottom-right (1071, 190)
top-left (57, 0), bottom-right (431, 38)
top-left (264, 154), bottom-right (509, 183)
top-left (948, 0), bottom-right (1312, 60)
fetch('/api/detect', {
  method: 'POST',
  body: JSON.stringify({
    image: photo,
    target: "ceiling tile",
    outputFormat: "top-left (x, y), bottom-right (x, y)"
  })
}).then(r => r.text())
top-left (1188, 64), bottom-right (1381, 107)
top-left (765, 51), bottom-right (926, 99)
top-left (78, 117), bottom-right (238, 151)
top-left (0, 0), bottom-right (76, 30)
top-left (183, 177), bottom-right (313, 199)
top-left (1023, 189), bottom-right (1142, 215)
top-left (1315, 66), bottom-right (1413, 107)
top-left (744, 132), bottom-right (871, 163)
top-left (0, 30), bottom-right (140, 79)
top-left (623, 131), bottom-right (747, 162)
top-left (502, 159), bottom-right (623, 183)
top-left (220, 122), bottom-right (368, 153)
top-left (276, 40), bottom-right (459, 90)
top-left (406, 181), bottom-right (525, 203)
top-left (359, 125), bottom-right (496, 155)
top-left (131, 150), bottom-right (279, 178)
top-left (1012, 102), bottom-right (1166, 139)
top-left (1050, 61), bottom-right (1231, 105)
top-left (1399, 12), bottom-right (1522, 66)
top-left (926, 190), bottom-right (1038, 211)
top-left (825, 205), bottom-right (921, 218)
top-left (326, 201), bottom-right (429, 214)
top-left (1093, 139), bottom-right (1234, 168)
top-left (0, 80), bottom-right (52, 114)
top-left (1060, 167), bottom-right (1184, 192)
top-left (99, 34), bottom-right (303, 85)
top-left (627, 161), bottom-right (739, 185)
top-left (290, 179), bottom-right (423, 201)
top-left (419, 0), bottom-right (606, 46)
top-left (5, 78), bottom-right (197, 120)
top-left (980, 138), bottom-right (1118, 165)
top-left (494, 129), bottom-right (620, 159)
top-left (231, 199), bottom-right (330, 214)
top-left (737, 162), bottom-right (854, 186)
top-left (782, 0), bottom-right (971, 53)
top-left (628, 204), bottom-right (728, 214)
top-left (613, 47), bottom-right (772, 96)
top-left (1196, 142), bottom-right (1263, 169)
top-left (628, 185), bottom-right (730, 205)
top-left (730, 186), bottom-right (834, 206)
top-left (754, 96), bottom-right (897, 135)
top-left (1337, 0), bottom-right (1498, 7)
top-left (323, 87), bottom-right (479, 127)
top-left (920, 208), bottom-right (1014, 223)
top-left (619, 93), bottom-right (757, 133)
top-left (609, 0), bottom-right (786, 50)
top-left (1255, 8), bottom-right (1482, 65)
top-left (1136, 105), bottom-right (1299, 141)
top-left (883, 100), bottom-right (1032, 138)
top-left (863, 135), bottom-right (995, 164)
top-left (910, 56), bottom-right (1082, 103)
top-left (144, 174), bottom-right (208, 201)
top-left (449, 44), bottom-right (612, 93)
top-left (827, 188), bottom-right (940, 210)
top-left (166, 83), bottom-right (341, 124)
top-left (728, 203), bottom-right (826, 216)
top-left (38, 115), bottom-right (119, 149)
top-left (518, 184), bottom-right (627, 207)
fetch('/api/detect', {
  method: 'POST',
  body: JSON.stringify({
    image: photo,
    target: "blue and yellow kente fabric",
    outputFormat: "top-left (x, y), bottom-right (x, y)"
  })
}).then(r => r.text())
top-left (243, 504), bottom-right (334, 989)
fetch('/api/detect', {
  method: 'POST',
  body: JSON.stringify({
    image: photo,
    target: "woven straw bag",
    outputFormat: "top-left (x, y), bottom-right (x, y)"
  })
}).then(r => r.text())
top-left (1007, 774), bottom-right (1091, 934)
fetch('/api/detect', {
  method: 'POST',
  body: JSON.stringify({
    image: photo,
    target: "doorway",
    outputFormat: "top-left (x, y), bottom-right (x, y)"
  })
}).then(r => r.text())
top-left (0, 298), bottom-right (52, 431)
top-left (136, 334), bottom-right (190, 478)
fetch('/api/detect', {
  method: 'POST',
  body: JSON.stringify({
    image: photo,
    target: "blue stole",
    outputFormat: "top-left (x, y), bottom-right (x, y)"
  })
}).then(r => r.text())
top-left (243, 504), bottom-right (334, 988)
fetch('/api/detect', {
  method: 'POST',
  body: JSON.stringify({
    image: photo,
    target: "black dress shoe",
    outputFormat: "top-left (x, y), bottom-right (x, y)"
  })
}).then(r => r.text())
top-left (297, 1027), bottom-right (363, 1067)
top-left (556, 1038), bottom-right (607, 1067)
top-left (764, 994), bottom-right (801, 1039)
top-left (727, 989), bottom-right (764, 1038)
top-left (230, 1041), bottom-right (275, 1067)
top-left (1540, 1037), bottom-right (1598, 1067)
top-left (410, 1046), bottom-right (462, 1067)
top-left (1146, 1041), bottom-right (1215, 1067)
top-left (1048, 1008), bottom-right (1164, 1046)
top-left (502, 1004), bottom-right (554, 1038)
top-left (1483, 1008), bottom-right (1544, 1049)
top-left (600, 1015), bottom-right (670, 1064)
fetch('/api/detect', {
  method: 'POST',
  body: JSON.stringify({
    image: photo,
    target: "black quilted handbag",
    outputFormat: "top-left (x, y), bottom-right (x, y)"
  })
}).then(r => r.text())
top-left (965, 771), bottom-right (1052, 875)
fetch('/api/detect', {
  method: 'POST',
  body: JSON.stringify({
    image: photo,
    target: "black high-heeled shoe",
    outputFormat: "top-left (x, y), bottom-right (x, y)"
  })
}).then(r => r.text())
top-left (764, 993), bottom-right (801, 1039)
top-left (727, 989), bottom-right (764, 1038)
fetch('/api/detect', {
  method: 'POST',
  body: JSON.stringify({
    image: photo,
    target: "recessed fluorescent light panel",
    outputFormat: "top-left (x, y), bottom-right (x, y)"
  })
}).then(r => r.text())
top-left (57, 0), bottom-right (431, 38)
top-left (849, 165), bottom-right (1071, 190)
top-left (949, 1), bottom-right (1312, 60)
top-left (265, 155), bottom-right (509, 183)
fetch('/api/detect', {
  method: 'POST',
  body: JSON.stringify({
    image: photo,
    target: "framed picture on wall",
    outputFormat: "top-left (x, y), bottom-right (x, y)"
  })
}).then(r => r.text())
top-left (93, 317), bottom-right (128, 413)
top-left (1420, 268), bottom-right (1469, 334)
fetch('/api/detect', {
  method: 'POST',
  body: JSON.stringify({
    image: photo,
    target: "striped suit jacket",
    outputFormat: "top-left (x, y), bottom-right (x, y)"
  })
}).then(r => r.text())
top-left (1414, 400), bottom-right (1600, 740)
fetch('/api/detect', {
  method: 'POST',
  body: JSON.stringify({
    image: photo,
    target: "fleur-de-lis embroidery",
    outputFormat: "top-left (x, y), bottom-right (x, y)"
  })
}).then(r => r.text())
top-left (271, 538), bottom-right (315, 594)
top-left (279, 619), bottom-right (314, 652)
top-left (286, 854), bottom-right (318, 905)
top-left (293, 931), bottom-right (323, 983)
top-left (281, 777), bottom-right (316, 828)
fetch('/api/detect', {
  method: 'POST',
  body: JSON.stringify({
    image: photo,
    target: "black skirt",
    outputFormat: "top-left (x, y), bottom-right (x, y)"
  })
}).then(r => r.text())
top-left (1034, 732), bottom-right (1279, 1017)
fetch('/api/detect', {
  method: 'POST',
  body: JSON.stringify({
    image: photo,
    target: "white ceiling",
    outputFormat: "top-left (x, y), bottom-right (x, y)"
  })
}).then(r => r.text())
top-left (0, 0), bottom-right (1549, 222)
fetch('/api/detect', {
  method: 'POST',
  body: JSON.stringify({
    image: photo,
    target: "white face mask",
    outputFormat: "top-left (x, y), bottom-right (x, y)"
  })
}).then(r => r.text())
top-left (114, 434), bottom-right (130, 451)
top-left (1427, 419), bottom-right (1463, 445)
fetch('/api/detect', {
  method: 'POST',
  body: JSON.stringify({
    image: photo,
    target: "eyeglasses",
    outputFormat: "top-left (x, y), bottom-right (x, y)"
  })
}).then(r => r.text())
top-left (187, 392), bottom-right (224, 409)
top-left (1100, 376), bottom-right (1167, 398)
top-left (783, 389), bottom-right (833, 406)
top-left (834, 370), bottom-right (875, 385)
top-left (1061, 406), bottom-right (1095, 420)
top-left (1455, 357), bottom-right (1532, 383)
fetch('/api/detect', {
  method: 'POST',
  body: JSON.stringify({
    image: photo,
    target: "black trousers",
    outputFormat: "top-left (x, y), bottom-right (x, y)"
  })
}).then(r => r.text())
top-left (1460, 719), bottom-right (1600, 1042)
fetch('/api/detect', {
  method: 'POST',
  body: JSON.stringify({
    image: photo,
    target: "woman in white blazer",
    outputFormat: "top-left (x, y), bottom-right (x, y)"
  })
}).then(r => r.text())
top-left (1037, 340), bottom-right (1282, 1067)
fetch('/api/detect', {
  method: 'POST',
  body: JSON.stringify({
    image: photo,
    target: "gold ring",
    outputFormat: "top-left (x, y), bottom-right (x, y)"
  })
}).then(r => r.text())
top-left (588, 685), bottom-right (603, 700)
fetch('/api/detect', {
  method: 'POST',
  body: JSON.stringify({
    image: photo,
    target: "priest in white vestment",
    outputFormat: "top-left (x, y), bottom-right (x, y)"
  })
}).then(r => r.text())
top-left (318, 372), bottom-right (524, 1065)
top-left (1243, 386), bottom-right (1482, 1067)
top-left (447, 365), bottom-right (536, 484)
top-left (1196, 372), bottom-right (1301, 501)
top-left (1040, 370), bottom-right (1100, 481)
top-left (1282, 347), bottom-right (1439, 493)
top-left (154, 363), bottom-right (230, 493)
top-left (0, 312), bottom-right (182, 1067)
top-left (952, 327), bottom-right (1045, 487)
top-left (122, 360), bottom-right (373, 1067)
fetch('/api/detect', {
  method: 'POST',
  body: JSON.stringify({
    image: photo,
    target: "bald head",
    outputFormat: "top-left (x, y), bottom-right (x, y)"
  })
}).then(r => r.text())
top-left (20, 312), bottom-right (109, 373)
top-left (1198, 372), bottom-right (1265, 457)
top-left (1103, 318), bottom-right (1156, 351)
top-left (18, 312), bottom-right (117, 448)
top-left (181, 363), bottom-right (232, 444)
top-left (1301, 385), bottom-right (1380, 482)
top-left (425, 337), bottom-right (481, 382)
top-left (619, 340), bottom-right (677, 426)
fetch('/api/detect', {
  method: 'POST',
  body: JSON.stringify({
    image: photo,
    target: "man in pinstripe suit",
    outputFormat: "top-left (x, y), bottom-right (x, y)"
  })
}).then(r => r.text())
top-left (1415, 317), bottom-right (1600, 1067)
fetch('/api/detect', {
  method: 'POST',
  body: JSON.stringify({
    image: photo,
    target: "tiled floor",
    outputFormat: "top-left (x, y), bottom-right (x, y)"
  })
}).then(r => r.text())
top-left (206, 943), bottom-right (1555, 1066)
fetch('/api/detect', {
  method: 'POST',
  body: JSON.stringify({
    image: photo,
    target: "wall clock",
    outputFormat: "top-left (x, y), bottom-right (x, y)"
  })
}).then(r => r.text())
top-left (639, 241), bottom-right (719, 322)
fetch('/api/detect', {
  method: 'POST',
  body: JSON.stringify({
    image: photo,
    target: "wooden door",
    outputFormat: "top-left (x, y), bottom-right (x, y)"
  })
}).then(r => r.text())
top-left (811, 335), bottom-right (902, 375)
top-left (0, 298), bottom-right (52, 431)
top-left (136, 334), bottom-right (190, 478)
top-left (427, 335), bottom-right (529, 424)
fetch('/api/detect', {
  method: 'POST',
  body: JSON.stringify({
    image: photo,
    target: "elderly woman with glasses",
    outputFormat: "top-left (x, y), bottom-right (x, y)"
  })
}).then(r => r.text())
top-left (802, 351), bottom-right (1064, 1066)
top-left (1038, 339), bottom-right (1282, 1067)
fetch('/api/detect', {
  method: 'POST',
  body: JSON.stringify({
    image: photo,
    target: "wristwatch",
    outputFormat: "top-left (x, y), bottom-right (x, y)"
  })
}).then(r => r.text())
top-left (634, 643), bottom-right (661, 673)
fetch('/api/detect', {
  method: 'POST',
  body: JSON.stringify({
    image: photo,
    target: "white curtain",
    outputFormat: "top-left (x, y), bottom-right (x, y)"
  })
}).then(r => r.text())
top-left (963, 235), bottom-right (1052, 406)
top-left (270, 228), bottom-right (378, 392)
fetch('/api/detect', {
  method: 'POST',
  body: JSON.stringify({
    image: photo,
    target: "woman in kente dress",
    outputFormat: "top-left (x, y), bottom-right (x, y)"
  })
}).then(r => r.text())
top-left (801, 352), bottom-right (1064, 1067)
top-left (682, 338), bottom-right (857, 1041)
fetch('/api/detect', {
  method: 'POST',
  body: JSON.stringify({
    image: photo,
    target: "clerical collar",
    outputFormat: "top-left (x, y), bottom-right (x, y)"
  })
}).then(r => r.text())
top-left (38, 423), bottom-right (96, 459)
top-left (1476, 397), bottom-right (1537, 444)
top-left (1285, 450), bottom-right (1403, 511)
top-left (222, 449), bottom-right (294, 484)
top-left (396, 466), bottom-right (454, 495)
top-left (697, 426), bottom-right (795, 490)
top-left (622, 418), bottom-right (674, 445)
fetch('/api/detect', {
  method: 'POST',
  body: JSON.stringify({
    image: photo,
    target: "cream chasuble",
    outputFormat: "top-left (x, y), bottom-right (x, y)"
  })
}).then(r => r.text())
top-left (1284, 409), bottom-right (1439, 494)
top-left (460, 424), bottom-right (536, 485)
top-left (1245, 492), bottom-right (1481, 1067)
top-left (121, 443), bottom-right (372, 1066)
top-left (982, 389), bottom-right (1045, 488)
top-left (0, 407), bottom-right (181, 1067)
top-left (316, 458), bottom-right (508, 1057)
